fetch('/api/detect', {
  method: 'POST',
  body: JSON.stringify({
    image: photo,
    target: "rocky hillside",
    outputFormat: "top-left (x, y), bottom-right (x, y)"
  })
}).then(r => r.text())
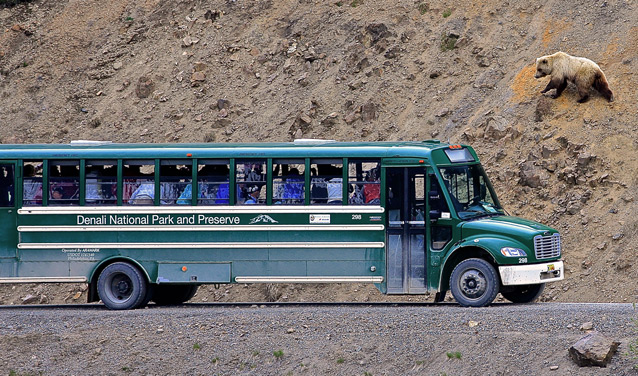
top-left (1, 0), bottom-right (637, 304)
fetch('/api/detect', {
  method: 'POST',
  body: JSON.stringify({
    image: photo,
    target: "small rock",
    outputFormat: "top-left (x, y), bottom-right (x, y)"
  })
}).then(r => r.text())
top-left (204, 9), bottom-right (222, 21)
top-left (611, 233), bottom-right (624, 241)
top-left (286, 328), bottom-right (295, 334)
top-left (435, 108), bottom-right (449, 117)
top-left (11, 24), bottom-right (23, 32)
top-left (569, 331), bottom-right (620, 367)
top-left (580, 322), bottom-right (594, 331)
top-left (72, 291), bottom-right (82, 300)
top-left (549, 365), bottom-right (559, 371)
top-left (468, 320), bottom-right (479, 328)
top-left (193, 62), bottom-right (207, 72)
top-left (135, 76), bottom-right (154, 99)
top-left (113, 61), bottom-right (123, 70)
top-left (21, 294), bottom-right (38, 304)
top-left (218, 108), bottom-right (228, 118)
top-left (217, 99), bottom-right (230, 110)
top-left (182, 36), bottom-right (193, 47)
top-left (191, 71), bottom-right (206, 82)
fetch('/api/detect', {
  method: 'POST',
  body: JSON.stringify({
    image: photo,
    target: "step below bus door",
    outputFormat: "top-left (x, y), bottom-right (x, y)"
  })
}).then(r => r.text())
top-left (385, 167), bottom-right (427, 294)
top-left (0, 161), bottom-right (18, 267)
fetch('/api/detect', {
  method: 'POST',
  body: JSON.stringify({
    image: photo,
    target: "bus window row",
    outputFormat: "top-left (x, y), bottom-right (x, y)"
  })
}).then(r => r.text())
top-left (20, 159), bottom-right (381, 206)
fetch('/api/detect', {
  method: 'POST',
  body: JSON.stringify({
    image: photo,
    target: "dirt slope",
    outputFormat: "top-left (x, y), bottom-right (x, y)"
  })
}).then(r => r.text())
top-left (1, 0), bottom-right (637, 305)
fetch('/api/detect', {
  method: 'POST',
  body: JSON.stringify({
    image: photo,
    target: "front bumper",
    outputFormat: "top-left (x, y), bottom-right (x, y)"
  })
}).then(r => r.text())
top-left (498, 260), bottom-right (564, 285)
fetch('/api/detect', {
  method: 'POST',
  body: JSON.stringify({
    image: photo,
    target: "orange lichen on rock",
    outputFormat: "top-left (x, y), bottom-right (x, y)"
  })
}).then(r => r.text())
top-left (510, 64), bottom-right (538, 103)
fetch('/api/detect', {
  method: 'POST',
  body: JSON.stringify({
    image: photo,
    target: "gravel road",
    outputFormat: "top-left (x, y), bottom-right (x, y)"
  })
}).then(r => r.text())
top-left (0, 303), bottom-right (635, 376)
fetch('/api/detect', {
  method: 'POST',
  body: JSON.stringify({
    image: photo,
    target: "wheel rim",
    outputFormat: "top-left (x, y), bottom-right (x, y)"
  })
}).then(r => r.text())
top-left (106, 273), bottom-right (133, 303)
top-left (458, 268), bottom-right (487, 300)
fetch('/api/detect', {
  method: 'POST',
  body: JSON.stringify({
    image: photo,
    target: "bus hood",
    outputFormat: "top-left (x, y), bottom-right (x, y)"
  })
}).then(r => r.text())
top-left (461, 215), bottom-right (557, 241)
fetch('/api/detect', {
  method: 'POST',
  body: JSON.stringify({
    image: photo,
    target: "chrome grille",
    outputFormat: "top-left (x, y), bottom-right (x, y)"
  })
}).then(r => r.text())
top-left (534, 233), bottom-right (561, 259)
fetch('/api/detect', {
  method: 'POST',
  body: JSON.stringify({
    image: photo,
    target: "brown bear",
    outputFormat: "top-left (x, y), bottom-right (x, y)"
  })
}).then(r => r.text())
top-left (534, 51), bottom-right (613, 103)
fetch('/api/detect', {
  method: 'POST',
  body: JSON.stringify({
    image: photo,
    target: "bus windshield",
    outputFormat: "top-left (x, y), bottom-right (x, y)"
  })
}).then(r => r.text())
top-left (439, 164), bottom-right (504, 219)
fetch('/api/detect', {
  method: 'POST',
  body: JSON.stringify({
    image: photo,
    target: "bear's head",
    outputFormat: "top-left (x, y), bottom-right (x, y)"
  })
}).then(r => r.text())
top-left (534, 57), bottom-right (552, 78)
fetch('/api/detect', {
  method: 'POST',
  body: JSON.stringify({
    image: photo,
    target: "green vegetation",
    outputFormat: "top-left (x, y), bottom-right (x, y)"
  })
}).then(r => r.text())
top-left (335, 1), bottom-right (343, 6)
top-left (337, 357), bottom-right (345, 364)
top-left (273, 349), bottom-right (284, 359)
top-left (193, 343), bottom-right (201, 351)
top-left (350, 0), bottom-right (363, 7)
top-left (442, 9), bottom-right (452, 18)
top-left (417, 3), bottom-right (428, 15)
top-left (212, 357), bottom-right (220, 364)
top-left (252, 350), bottom-right (260, 356)
top-left (440, 33), bottom-right (458, 51)
top-left (364, 372), bottom-right (373, 376)
top-left (446, 351), bottom-right (462, 359)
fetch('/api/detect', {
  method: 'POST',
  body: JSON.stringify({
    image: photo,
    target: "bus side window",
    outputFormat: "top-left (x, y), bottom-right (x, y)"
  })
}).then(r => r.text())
top-left (272, 159), bottom-right (305, 205)
top-left (160, 160), bottom-right (192, 205)
top-left (49, 161), bottom-right (79, 206)
top-left (123, 160), bottom-right (155, 205)
top-left (310, 159), bottom-right (342, 204)
top-left (192, 160), bottom-right (230, 205)
top-left (85, 160), bottom-right (117, 206)
top-left (23, 161), bottom-right (43, 206)
top-left (236, 160), bottom-right (266, 205)
top-left (348, 160), bottom-right (380, 205)
top-left (0, 164), bottom-right (15, 207)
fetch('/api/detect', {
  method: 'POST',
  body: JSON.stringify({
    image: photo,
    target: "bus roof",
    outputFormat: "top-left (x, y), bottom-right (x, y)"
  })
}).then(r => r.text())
top-left (0, 139), bottom-right (474, 161)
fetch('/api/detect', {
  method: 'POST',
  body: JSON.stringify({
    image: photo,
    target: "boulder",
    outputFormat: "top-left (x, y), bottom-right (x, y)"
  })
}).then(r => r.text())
top-left (569, 331), bottom-right (620, 367)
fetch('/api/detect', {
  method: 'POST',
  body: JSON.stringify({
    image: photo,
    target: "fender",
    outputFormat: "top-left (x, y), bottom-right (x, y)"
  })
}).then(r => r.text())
top-left (437, 235), bottom-right (532, 292)
top-left (89, 256), bottom-right (152, 283)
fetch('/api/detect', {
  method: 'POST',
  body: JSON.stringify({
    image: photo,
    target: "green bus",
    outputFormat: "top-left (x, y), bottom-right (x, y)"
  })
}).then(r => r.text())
top-left (0, 139), bottom-right (563, 309)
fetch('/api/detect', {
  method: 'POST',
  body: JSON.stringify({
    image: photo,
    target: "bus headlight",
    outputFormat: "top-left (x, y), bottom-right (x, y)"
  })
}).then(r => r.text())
top-left (500, 247), bottom-right (527, 257)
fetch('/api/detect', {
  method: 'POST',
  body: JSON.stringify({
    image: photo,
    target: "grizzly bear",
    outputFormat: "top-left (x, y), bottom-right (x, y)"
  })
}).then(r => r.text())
top-left (534, 51), bottom-right (613, 103)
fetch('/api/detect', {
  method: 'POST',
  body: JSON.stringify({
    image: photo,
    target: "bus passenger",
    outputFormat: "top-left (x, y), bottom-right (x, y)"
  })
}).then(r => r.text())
top-left (363, 168), bottom-right (380, 205)
top-left (23, 164), bottom-right (42, 205)
top-left (244, 185), bottom-right (260, 204)
top-left (49, 186), bottom-right (67, 205)
top-left (128, 183), bottom-right (163, 205)
top-left (281, 168), bottom-right (303, 204)
top-left (85, 167), bottom-right (101, 204)
top-left (327, 166), bottom-right (342, 204)
top-left (0, 165), bottom-right (13, 207)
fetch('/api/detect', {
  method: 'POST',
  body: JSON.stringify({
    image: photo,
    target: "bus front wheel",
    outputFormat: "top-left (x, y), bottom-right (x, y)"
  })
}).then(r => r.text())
top-left (450, 258), bottom-right (499, 307)
top-left (97, 262), bottom-right (148, 310)
top-left (500, 283), bottom-right (545, 303)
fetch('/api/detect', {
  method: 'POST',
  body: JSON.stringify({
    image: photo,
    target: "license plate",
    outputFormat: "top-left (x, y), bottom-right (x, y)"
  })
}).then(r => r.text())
top-left (547, 264), bottom-right (555, 272)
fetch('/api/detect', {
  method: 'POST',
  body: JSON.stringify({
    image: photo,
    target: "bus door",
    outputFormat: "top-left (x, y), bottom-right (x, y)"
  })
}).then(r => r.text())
top-left (386, 167), bottom-right (427, 294)
top-left (0, 161), bottom-right (17, 262)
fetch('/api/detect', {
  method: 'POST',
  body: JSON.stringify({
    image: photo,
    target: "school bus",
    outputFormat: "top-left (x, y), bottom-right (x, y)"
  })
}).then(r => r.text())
top-left (0, 140), bottom-right (563, 309)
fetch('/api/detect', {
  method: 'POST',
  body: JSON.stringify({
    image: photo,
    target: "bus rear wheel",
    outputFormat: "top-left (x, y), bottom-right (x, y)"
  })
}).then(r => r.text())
top-left (97, 262), bottom-right (148, 310)
top-left (450, 258), bottom-right (499, 307)
top-left (501, 283), bottom-right (545, 303)
top-left (152, 285), bottom-right (198, 305)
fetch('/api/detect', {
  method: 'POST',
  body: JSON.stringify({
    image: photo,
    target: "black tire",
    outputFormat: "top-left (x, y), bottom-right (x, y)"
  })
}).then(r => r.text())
top-left (449, 258), bottom-right (500, 307)
top-left (152, 285), bottom-right (198, 305)
top-left (97, 262), bottom-right (148, 310)
top-left (501, 283), bottom-right (545, 303)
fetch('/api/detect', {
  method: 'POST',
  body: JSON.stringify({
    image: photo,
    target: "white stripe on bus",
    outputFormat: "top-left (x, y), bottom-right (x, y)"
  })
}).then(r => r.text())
top-left (18, 225), bottom-right (385, 232)
top-left (234, 276), bottom-right (384, 283)
top-left (18, 242), bottom-right (385, 249)
top-left (17, 205), bottom-right (384, 215)
top-left (0, 277), bottom-right (88, 284)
